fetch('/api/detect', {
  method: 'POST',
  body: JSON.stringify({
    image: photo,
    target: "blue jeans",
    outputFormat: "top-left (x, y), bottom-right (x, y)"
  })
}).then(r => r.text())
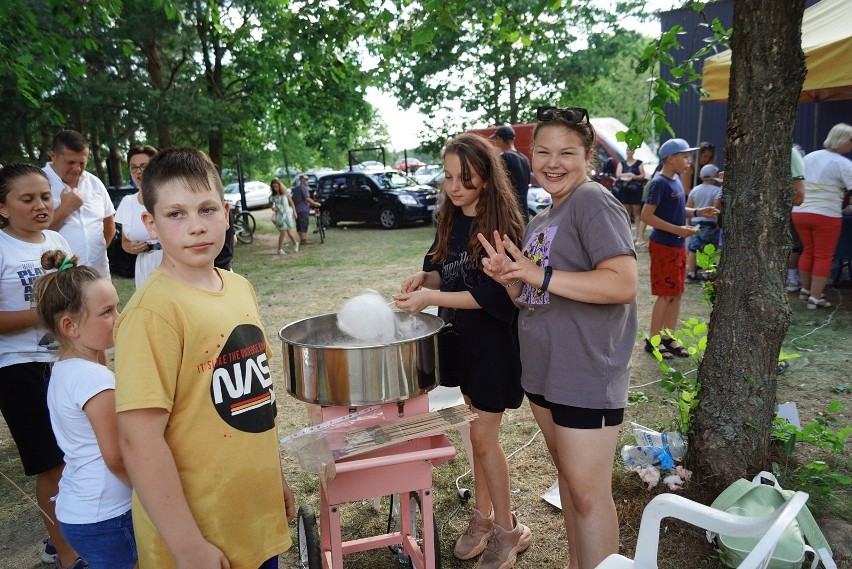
top-left (59, 510), bottom-right (137, 569)
top-left (259, 557), bottom-right (278, 569)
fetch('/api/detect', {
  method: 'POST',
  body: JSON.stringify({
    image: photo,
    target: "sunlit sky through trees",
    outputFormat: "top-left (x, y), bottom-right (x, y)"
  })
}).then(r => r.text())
top-left (368, 0), bottom-right (679, 151)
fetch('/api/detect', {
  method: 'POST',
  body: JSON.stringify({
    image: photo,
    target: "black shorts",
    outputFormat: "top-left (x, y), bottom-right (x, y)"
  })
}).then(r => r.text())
top-left (525, 391), bottom-right (624, 429)
top-left (436, 313), bottom-right (523, 414)
top-left (0, 362), bottom-right (64, 475)
top-left (618, 183), bottom-right (644, 206)
top-left (296, 211), bottom-right (310, 233)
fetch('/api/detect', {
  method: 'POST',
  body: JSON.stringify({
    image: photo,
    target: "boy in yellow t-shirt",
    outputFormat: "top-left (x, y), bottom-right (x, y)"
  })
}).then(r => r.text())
top-left (114, 147), bottom-right (294, 569)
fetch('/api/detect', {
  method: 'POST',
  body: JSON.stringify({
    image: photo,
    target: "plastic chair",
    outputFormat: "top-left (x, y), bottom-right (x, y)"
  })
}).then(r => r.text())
top-left (595, 491), bottom-right (809, 569)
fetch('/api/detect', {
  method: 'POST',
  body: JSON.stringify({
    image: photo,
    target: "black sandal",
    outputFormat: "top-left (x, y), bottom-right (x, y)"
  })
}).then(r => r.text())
top-left (662, 338), bottom-right (689, 358)
top-left (644, 338), bottom-right (673, 360)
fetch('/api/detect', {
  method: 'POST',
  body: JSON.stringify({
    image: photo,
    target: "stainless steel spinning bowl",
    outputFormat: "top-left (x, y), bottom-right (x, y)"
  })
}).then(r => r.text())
top-left (278, 312), bottom-right (444, 406)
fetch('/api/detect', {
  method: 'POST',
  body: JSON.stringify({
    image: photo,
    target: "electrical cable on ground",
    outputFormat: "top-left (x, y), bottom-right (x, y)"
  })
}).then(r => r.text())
top-left (788, 287), bottom-right (842, 348)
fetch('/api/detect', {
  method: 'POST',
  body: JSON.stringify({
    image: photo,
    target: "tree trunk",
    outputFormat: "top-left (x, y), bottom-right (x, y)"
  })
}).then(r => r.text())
top-left (689, 0), bottom-right (806, 493)
top-left (104, 121), bottom-right (123, 187)
top-left (142, 38), bottom-right (173, 148)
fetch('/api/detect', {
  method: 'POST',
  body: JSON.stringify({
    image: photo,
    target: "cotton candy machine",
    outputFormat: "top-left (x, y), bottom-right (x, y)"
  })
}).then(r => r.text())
top-left (279, 311), bottom-right (445, 407)
top-left (279, 310), bottom-right (461, 569)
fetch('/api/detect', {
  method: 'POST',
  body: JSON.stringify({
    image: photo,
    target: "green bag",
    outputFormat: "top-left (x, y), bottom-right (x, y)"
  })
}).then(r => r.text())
top-left (708, 472), bottom-right (836, 569)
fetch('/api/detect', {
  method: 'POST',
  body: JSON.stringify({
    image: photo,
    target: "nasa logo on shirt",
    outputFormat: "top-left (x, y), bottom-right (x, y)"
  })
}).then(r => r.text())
top-left (210, 324), bottom-right (277, 433)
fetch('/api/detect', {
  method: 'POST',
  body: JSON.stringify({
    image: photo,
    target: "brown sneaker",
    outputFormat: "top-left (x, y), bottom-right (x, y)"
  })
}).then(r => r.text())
top-left (454, 507), bottom-right (494, 560)
top-left (475, 512), bottom-right (531, 569)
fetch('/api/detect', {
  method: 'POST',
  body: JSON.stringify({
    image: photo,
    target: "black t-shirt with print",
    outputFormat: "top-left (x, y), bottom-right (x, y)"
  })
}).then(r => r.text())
top-left (422, 214), bottom-right (522, 410)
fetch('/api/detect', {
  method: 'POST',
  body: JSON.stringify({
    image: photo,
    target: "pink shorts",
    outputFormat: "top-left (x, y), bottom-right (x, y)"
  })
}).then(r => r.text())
top-left (649, 241), bottom-right (686, 296)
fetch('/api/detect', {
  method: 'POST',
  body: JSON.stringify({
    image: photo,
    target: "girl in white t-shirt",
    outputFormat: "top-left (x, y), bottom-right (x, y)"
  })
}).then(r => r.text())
top-left (33, 250), bottom-right (137, 569)
top-left (0, 163), bottom-right (84, 569)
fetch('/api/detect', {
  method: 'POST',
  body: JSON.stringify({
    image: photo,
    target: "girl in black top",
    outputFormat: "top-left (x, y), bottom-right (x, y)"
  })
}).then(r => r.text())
top-left (395, 133), bottom-right (530, 567)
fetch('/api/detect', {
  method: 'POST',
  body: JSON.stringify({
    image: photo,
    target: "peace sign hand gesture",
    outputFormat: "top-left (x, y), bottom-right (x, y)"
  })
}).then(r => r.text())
top-left (477, 230), bottom-right (537, 287)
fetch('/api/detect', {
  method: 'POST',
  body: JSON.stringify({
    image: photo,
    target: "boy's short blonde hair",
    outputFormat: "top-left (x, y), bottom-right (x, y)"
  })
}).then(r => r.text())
top-left (141, 147), bottom-right (224, 214)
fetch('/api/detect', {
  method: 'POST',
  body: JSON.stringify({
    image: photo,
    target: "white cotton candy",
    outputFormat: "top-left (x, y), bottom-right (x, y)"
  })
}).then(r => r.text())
top-left (337, 289), bottom-right (397, 342)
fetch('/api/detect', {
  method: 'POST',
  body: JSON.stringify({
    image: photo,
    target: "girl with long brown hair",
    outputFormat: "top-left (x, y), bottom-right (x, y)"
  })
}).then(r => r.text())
top-left (395, 133), bottom-right (530, 569)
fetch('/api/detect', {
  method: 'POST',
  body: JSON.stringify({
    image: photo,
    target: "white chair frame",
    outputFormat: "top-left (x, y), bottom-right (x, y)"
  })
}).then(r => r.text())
top-left (596, 491), bottom-right (809, 569)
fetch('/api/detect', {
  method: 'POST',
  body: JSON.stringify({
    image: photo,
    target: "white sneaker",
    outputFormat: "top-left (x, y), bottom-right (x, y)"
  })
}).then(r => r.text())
top-left (294, 243), bottom-right (299, 252)
top-left (277, 249), bottom-right (286, 255)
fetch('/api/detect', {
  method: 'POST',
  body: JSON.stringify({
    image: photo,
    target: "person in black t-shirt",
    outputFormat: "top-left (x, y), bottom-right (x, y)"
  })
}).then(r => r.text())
top-left (395, 133), bottom-right (530, 567)
top-left (490, 125), bottom-right (531, 222)
top-left (214, 207), bottom-right (236, 270)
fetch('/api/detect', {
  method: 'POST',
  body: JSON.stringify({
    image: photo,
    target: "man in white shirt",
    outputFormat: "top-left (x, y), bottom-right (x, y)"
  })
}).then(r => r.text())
top-left (43, 130), bottom-right (116, 278)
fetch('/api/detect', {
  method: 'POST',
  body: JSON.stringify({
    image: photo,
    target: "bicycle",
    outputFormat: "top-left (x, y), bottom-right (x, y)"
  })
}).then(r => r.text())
top-left (312, 204), bottom-right (325, 244)
top-left (232, 201), bottom-right (256, 244)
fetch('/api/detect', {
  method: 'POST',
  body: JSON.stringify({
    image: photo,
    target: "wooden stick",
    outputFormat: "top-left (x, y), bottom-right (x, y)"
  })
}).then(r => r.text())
top-left (335, 404), bottom-right (477, 459)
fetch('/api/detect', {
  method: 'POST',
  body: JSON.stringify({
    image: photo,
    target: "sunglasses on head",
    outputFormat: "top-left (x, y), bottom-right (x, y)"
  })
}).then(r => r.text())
top-left (537, 106), bottom-right (589, 124)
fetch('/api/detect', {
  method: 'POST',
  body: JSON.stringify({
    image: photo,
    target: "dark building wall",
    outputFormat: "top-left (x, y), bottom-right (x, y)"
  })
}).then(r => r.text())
top-left (660, 0), bottom-right (851, 167)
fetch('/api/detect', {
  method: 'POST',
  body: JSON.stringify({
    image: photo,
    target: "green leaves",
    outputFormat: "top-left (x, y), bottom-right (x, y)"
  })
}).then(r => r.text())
top-left (370, 0), bottom-right (646, 131)
top-left (773, 403), bottom-right (852, 495)
top-left (619, 9), bottom-right (731, 154)
top-left (411, 25), bottom-right (435, 47)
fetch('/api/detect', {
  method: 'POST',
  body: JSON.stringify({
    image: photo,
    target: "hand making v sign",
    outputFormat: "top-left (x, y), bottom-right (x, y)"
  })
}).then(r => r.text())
top-left (477, 230), bottom-right (541, 290)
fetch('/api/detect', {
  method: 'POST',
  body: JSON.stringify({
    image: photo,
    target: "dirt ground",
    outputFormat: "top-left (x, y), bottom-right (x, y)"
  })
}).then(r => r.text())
top-left (1, 211), bottom-right (850, 569)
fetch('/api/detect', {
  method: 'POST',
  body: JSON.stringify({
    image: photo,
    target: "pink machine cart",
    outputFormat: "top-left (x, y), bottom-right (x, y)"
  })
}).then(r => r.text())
top-left (279, 312), bottom-right (459, 569)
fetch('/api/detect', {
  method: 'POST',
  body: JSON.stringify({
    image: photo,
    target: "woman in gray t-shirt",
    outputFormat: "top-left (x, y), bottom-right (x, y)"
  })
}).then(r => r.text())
top-left (480, 106), bottom-right (638, 569)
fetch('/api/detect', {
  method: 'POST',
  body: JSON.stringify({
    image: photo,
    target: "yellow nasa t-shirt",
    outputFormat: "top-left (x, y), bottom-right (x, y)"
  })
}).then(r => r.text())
top-left (115, 269), bottom-right (290, 569)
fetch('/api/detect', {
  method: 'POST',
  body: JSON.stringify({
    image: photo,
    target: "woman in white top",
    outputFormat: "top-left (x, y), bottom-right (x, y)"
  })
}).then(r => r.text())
top-left (792, 123), bottom-right (852, 308)
top-left (114, 146), bottom-right (161, 289)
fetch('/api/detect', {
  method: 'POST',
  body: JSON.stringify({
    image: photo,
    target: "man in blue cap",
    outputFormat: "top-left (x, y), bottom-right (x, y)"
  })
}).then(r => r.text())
top-left (640, 139), bottom-right (718, 359)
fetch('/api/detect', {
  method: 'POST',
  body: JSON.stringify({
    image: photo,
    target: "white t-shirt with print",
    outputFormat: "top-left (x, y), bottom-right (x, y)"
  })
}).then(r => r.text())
top-left (0, 230), bottom-right (70, 367)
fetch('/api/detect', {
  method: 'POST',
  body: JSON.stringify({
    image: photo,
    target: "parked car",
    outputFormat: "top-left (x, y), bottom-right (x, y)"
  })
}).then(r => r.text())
top-left (350, 161), bottom-right (386, 171)
top-left (526, 185), bottom-right (552, 217)
top-left (223, 181), bottom-right (271, 209)
top-left (107, 184), bottom-right (136, 209)
top-left (315, 169), bottom-right (438, 229)
top-left (423, 171), bottom-right (444, 189)
top-left (427, 174), bottom-right (550, 223)
top-left (292, 169), bottom-right (335, 198)
top-left (413, 164), bottom-right (443, 184)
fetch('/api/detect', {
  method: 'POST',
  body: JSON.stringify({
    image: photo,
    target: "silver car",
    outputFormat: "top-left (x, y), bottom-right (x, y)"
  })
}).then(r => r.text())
top-left (223, 181), bottom-right (272, 210)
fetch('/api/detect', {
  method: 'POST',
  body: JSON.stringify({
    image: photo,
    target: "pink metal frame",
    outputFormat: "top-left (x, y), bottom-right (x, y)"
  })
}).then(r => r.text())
top-left (316, 395), bottom-right (455, 569)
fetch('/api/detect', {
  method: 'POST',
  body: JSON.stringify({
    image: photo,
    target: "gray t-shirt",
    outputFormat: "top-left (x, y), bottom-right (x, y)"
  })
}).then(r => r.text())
top-left (688, 182), bottom-right (721, 224)
top-left (516, 182), bottom-right (638, 409)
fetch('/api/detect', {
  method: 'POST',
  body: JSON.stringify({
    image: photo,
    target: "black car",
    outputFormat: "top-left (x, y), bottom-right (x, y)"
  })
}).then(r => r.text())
top-left (315, 170), bottom-right (438, 229)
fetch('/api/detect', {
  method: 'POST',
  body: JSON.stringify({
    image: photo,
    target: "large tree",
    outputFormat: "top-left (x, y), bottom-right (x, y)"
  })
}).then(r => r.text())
top-left (372, 0), bottom-right (648, 129)
top-left (689, 0), bottom-right (807, 490)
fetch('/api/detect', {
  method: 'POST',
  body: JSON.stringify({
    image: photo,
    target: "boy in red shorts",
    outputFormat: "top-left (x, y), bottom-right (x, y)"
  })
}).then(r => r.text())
top-left (641, 139), bottom-right (719, 359)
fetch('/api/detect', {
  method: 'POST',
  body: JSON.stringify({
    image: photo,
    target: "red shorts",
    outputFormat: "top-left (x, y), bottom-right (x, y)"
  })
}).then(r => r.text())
top-left (649, 240), bottom-right (686, 296)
